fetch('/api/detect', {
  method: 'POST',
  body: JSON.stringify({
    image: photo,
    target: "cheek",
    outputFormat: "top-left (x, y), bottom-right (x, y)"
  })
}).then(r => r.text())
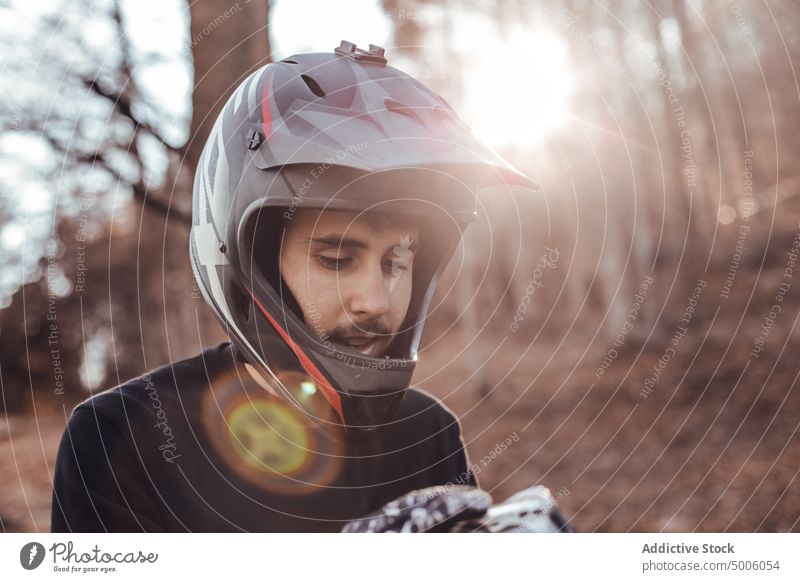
top-left (280, 251), bottom-right (316, 314)
top-left (281, 257), bottom-right (342, 324)
top-left (309, 272), bottom-right (344, 317)
top-left (389, 274), bottom-right (414, 321)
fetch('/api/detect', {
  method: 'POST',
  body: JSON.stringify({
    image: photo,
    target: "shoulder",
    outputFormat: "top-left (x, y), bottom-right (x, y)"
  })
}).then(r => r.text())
top-left (70, 342), bottom-right (234, 423)
top-left (400, 387), bottom-right (459, 422)
top-left (391, 387), bottom-right (464, 440)
top-left (56, 342), bottom-right (236, 476)
top-left (380, 387), bottom-right (475, 488)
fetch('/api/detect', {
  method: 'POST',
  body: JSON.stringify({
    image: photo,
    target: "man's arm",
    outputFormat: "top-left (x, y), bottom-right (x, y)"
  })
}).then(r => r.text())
top-left (51, 407), bottom-right (166, 532)
top-left (415, 390), bottom-right (478, 488)
top-left (443, 409), bottom-right (478, 487)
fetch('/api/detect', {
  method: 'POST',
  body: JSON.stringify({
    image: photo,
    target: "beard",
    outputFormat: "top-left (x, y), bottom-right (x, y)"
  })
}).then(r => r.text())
top-left (326, 316), bottom-right (392, 341)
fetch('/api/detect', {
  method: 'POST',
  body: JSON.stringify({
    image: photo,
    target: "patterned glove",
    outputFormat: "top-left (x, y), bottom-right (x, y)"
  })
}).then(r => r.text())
top-left (450, 484), bottom-right (576, 533)
top-left (342, 485), bottom-right (492, 533)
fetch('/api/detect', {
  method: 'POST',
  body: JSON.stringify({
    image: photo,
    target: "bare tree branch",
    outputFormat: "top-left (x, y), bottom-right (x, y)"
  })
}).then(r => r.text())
top-left (82, 78), bottom-right (184, 155)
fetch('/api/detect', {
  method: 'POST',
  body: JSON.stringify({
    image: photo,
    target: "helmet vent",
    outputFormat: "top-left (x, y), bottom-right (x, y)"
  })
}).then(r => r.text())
top-left (301, 74), bottom-right (326, 98)
top-left (280, 59), bottom-right (298, 64)
top-left (384, 98), bottom-right (417, 120)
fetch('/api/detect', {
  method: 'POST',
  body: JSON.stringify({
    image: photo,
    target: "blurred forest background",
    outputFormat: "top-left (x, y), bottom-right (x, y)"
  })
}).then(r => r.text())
top-left (1, 0), bottom-right (799, 532)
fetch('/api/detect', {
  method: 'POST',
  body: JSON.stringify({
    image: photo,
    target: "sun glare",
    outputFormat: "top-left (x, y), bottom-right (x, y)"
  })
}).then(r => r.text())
top-left (461, 28), bottom-right (573, 148)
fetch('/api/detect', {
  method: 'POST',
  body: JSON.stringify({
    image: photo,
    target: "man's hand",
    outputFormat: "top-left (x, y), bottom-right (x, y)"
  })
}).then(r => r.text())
top-left (341, 485), bottom-right (492, 533)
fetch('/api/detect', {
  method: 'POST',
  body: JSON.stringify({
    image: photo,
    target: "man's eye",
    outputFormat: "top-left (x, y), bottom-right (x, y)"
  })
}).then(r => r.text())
top-left (318, 255), bottom-right (352, 270)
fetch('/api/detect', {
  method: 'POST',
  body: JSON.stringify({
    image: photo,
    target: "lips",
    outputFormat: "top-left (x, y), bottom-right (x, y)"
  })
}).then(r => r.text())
top-left (337, 336), bottom-right (381, 357)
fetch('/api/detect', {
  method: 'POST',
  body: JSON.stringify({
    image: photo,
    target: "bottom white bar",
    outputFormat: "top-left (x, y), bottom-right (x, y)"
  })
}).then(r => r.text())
top-left (1, 533), bottom-right (797, 581)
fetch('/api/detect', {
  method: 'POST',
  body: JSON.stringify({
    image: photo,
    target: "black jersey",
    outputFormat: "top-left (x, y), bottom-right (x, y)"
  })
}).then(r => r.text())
top-left (50, 342), bottom-right (476, 532)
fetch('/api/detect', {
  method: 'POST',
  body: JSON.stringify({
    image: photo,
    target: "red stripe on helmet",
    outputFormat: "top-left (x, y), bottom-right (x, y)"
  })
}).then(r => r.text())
top-left (261, 75), bottom-right (273, 142)
top-left (247, 289), bottom-right (345, 424)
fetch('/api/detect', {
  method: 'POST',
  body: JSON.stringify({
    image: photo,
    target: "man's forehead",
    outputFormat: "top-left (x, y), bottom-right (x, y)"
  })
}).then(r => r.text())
top-left (292, 208), bottom-right (419, 236)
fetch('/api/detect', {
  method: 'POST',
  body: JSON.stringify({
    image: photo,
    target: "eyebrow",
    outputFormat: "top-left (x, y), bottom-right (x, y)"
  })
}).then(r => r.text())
top-left (306, 235), bottom-right (369, 250)
top-left (306, 234), bottom-right (418, 253)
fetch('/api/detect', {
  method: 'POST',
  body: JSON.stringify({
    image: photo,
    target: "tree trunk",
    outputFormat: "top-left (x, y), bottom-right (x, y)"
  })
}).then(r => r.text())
top-left (124, 1), bottom-right (273, 373)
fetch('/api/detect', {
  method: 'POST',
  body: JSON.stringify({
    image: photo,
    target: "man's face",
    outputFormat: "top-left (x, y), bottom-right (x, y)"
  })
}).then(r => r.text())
top-left (280, 208), bottom-right (419, 358)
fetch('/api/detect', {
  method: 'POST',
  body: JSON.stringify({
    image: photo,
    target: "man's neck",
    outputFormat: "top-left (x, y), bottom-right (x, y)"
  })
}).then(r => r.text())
top-left (243, 363), bottom-right (280, 398)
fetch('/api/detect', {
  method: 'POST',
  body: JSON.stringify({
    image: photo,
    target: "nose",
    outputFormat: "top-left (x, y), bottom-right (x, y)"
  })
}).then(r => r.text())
top-left (346, 264), bottom-right (391, 318)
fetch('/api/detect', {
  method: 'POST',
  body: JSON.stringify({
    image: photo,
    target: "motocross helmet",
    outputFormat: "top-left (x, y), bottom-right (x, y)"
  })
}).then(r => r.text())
top-left (190, 41), bottom-right (536, 438)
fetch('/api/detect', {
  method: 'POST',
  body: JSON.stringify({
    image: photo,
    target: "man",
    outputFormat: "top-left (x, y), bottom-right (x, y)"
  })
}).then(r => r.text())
top-left (51, 42), bottom-right (540, 532)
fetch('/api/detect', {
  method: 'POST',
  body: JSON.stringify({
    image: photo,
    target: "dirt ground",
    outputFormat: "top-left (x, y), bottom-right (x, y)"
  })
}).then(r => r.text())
top-left (1, 410), bottom-right (66, 532)
top-left (415, 267), bottom-right (800, 532)
top-left (2, 252), bottom-right (799, 533)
